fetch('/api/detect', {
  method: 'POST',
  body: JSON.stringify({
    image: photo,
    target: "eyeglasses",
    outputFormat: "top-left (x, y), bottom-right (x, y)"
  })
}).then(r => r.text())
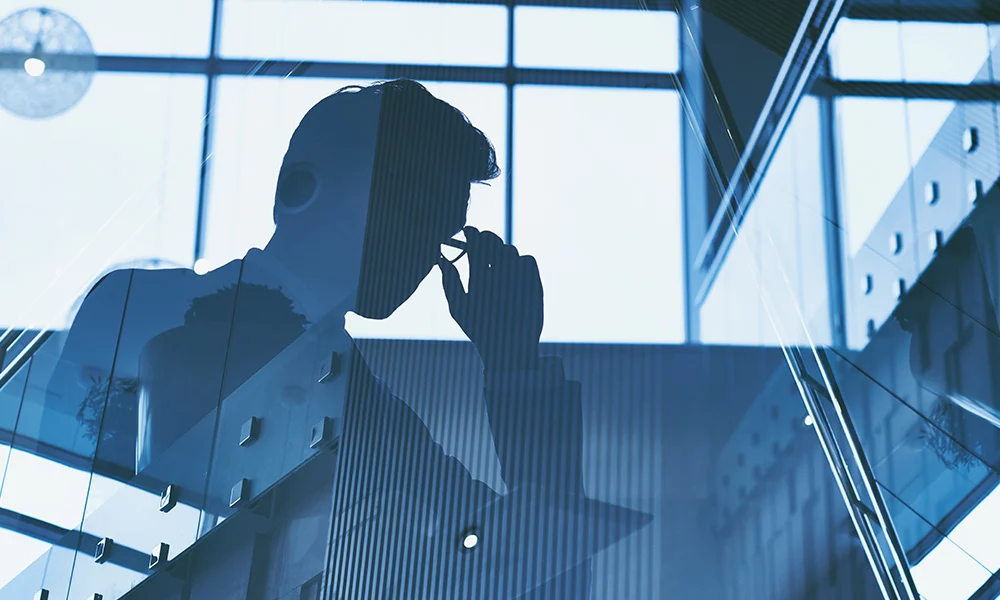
top-left (440, 232), bottom-right (468, 264)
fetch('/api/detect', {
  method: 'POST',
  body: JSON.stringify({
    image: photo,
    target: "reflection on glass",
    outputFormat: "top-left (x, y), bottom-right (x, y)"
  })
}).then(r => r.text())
top-left (700, 97), bottom-right (828, 347)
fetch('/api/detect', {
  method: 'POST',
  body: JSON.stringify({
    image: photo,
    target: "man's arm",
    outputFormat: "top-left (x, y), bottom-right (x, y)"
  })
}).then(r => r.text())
top-left (484, 357), bottom-right (585, 493)
top-left (440, 227), bottom-right (585, 494)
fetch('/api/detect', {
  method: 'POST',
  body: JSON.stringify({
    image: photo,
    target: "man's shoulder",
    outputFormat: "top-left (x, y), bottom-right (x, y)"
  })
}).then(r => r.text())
top-left (86, 259), bottom-right (245, 300)
top-left (73, 259), bottom-right (246, 328)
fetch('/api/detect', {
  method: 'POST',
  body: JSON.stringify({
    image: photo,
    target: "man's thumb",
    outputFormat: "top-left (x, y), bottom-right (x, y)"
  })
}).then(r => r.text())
top-left (438, 257), bottom-right (465, 312)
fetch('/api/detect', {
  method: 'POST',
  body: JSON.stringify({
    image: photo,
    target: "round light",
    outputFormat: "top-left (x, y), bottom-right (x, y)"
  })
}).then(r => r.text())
top-left (803, 415), bottom-right (814, 427)
top-left (0, 8), bottom-right (98, 118)
top-left (462, 532), bottom-right (479, 550)
top-left (23, 57), bottom-right (45, 77)
top-left (193, 258), bottom-right (211, 275)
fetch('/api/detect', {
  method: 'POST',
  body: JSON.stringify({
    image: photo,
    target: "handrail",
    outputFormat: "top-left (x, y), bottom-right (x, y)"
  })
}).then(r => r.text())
top-left (693, 0), bottom-right (849, 297)
top-left (0, 329), bottom-right (53, 391)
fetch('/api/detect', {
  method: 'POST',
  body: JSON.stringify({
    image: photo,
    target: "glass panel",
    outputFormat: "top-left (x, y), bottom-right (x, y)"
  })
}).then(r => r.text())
top-left (0, 364), bottom-right (29, 442)
top-left (0, 529), bottom-right (50, 589)
top-left (512, 85), bottom-right (684, 343)
top-left (949, 483), bottom-right (1000, 573)
top-left (514, 7), bottom-right (679, 73)
top-left (0, 270), bottom-right (129, 504)
top-left (911, 534), bottom-right (993, 600)
top-left (0, 1), bottom-right (213, 57)
top-left (828, 19), bottom-right (904, 81)
top-left (0, 274), bottom-right (129, 599)
top-left (830, 19), bottom-right (991, 84)
top-left (899, 21), bottom-right (991, 84)
top-left (68, 474), bottom-right (203, 599)
top-left (220, 0), bottom-right (508, 67)
top-left (699, 96), bottom-right (828, 347)
top-left (203, 263), bottom-right (352, 522)
top-left (1, 449), bottom-right (91, 529)
top-left (0, 73), bottom-right (206, 331)
top-left (823, 220), bottom-right (1000, 588)
top-left (835, 97), bottom-right (911, 258)
top-left (0, 543), bottom-right (77, 600)
top-left (64, 260), bottom-right (243, 598)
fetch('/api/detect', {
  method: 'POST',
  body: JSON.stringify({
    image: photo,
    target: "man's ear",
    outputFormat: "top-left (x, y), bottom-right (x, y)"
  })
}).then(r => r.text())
top-left (275, 162), bottom-right (320, 214)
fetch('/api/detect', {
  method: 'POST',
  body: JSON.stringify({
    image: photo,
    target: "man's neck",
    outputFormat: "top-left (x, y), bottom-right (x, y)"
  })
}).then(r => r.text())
top-left (259, 235), bottom-right (361, 318)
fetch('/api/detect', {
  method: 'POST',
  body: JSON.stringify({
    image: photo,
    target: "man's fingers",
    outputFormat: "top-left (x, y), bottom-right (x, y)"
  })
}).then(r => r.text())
top-left (477, 231), bottom-right (506, 262)
top-left (438, 257), bottom-right (466, 316)
top-left (465, 227), bottom-right (491, 291)
top-left (520, 255), bottom-right (542, 290)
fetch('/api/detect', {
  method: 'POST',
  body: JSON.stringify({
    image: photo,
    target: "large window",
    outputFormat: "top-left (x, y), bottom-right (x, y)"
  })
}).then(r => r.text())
top-left (513, 85), bottom-right (684, 343)
top-left (220, 1), bottom-right (509, 66)
top-left (0, 0), bottom-right (212, 57)
top-left (829, 19), bottom-right (992, 83)
top-left (0, 1), bottom-right (684, 343)
top-left (514, 6), bottom-right (679, 73)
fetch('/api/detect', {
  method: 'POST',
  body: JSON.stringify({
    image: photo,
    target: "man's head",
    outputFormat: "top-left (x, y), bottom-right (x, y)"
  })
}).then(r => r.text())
top-left (273, 79), bottom-right (499, 318)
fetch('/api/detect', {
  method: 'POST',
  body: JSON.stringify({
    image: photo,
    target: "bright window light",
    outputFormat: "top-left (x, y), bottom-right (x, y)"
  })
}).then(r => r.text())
top-left (0, 529), bottom-right (50, 590)
top-left (829, 19), bottom-right (991, 84)
top-left (220, 0), bottom-right (508, 67)
top-left (0, 0), bottom-right (212, 57)
top-left (513, 86), bottom-right (685, 344)
top-left (515, 7), bottom-right (679, 73)
top-left (910, 482), bottom-right (1000, 599)
top-left (0, 73), bottom-right (205, 330)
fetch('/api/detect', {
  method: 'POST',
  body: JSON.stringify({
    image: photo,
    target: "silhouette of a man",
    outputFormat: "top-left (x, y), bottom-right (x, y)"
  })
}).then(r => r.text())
top-left (48, 80), bottom-right (594, 597)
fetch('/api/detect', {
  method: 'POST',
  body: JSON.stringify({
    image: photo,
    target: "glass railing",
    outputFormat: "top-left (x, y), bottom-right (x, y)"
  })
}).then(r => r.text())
top-left (701, 11), bottom-right (1000, 599)
top-left (0, 265), bottom-right (355, 598)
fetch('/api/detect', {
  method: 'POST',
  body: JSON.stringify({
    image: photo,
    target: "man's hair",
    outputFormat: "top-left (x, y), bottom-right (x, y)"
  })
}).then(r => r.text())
top-left (282, 79), bottom-right (499, 213)
top-left (339, 79), bottom-right (500, 185)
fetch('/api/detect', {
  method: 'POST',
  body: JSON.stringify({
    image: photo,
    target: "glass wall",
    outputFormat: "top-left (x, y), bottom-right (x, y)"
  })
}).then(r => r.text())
top-left (0, 2), bottom-right (702, 599)
top-left (11, 0), bottom-right (1000, 598)
top-left (696, 6), bottom-right (1000, 599)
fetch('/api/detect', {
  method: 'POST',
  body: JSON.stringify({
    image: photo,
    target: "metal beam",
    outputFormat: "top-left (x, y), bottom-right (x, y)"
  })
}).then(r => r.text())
top-left (505, 3), bottom-right (516, 244)
top-left (847, 2), bottom-right (1000, 23)
top-left (817, 82), bottom-right (847, 349)
top-left (94, 55), bottom-right (678, 89)
top-left (814, 79), bottom-right (1000, 101)
top-left (677, 0), bottom-right (708, 342)
top-left (192, 0), bottom-right (225, 264)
